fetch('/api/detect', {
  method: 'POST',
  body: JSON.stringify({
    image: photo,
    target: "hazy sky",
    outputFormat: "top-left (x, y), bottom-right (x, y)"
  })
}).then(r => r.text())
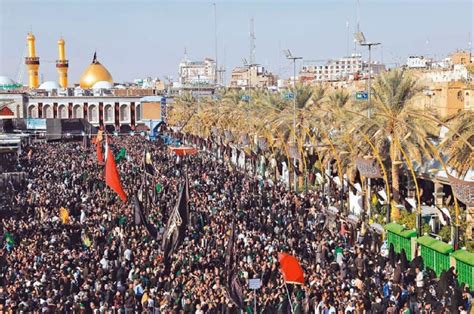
top-left (0, 0), bottom-right (472, 84)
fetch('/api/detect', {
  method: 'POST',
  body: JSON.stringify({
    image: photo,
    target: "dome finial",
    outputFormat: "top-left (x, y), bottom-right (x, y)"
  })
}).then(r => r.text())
top-left (92, 52), bottom-right (98, 64)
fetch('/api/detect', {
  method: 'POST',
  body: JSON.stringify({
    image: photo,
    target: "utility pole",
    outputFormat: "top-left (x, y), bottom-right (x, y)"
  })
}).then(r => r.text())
top-left (249, 17), bottom-right (256, 65)
top-left (284, 49), bottom-right (302, 192)
top-left (354, 32), bottom-right (381, 222)
top-left (213, 3), bottom-right (218, 87)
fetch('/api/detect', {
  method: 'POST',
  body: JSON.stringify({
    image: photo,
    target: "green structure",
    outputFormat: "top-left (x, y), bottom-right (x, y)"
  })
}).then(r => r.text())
top-left (417, 235), bottom-right (454, 276)
top-left (384, 223), bottom-right (417, 261)
top-left (451, 250), bottom-right (474, 288)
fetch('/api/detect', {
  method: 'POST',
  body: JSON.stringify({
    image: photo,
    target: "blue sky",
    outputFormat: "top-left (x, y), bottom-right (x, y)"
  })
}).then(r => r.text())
top-left (0, 0), bottom-right (472, 84)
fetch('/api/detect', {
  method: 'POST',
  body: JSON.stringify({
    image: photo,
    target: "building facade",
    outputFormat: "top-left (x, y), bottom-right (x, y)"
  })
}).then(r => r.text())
top-left (178, 58), bottom-right (216, 86)
top-left (300, 54), bottom-right (364, 82)
top-left (229, 65), bottom-right (276, 89)
top-left (0, 92), bottom-right (159, 131)
top-left (406, 56), bottom-right (432, 69)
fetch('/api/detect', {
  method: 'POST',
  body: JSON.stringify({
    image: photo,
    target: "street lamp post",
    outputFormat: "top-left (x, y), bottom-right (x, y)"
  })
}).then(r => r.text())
top-left (354, 32), bottom-right (380, 119)
top-left (354, 32), bottom-right (381, 222)
top-left (197, 74), bottom-right (201, 112)
top-left (284, 49), bottom-right (302, 193)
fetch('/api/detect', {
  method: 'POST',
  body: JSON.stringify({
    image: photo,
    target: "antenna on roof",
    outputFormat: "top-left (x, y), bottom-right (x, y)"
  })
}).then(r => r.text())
top-left (249, 17), bottom-right (256, 65)
top-left (213, 2), bottom-right (218, 86)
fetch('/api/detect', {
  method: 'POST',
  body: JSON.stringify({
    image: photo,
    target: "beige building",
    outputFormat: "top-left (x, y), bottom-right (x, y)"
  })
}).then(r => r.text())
top-left (229, 65), bottom-right (276, 89)
top-left (413, 81), bottom-right (472, 118)
top-left (451, 51), bottom-right (471, 65)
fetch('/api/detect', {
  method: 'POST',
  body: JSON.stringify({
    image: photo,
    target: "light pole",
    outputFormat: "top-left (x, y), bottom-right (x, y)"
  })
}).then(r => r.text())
top-left (197, 74), bottom-right (201, 113)
top-left (354, 32), bottom-right (380, 222)
top-left (354, 32), bottom-right (380, 119)
top-left (284, 49), bottom-right (302, 192)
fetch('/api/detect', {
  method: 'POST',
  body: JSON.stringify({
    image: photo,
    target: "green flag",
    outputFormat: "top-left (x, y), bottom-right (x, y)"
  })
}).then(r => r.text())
top-left (4, 232), bottom-right (14, 246)
top-left (119, 215), bottom-right (127, 226)
top-left (115, 148), bottom-right (126, 162)
top-left (155, 183), bottom-right (162, 193)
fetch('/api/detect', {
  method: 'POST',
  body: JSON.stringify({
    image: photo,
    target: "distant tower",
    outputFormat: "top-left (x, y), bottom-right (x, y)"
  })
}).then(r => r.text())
top-left (249, 17), bottom-right (256, 65)
top-left (25, 32), bottom-right (40, 88)
top-left (56, 38), bottom-right (69, 88)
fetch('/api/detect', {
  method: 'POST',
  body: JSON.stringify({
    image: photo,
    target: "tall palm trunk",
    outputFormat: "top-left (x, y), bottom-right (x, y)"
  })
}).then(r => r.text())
top-left (391, 144), bottom-right (401, 220)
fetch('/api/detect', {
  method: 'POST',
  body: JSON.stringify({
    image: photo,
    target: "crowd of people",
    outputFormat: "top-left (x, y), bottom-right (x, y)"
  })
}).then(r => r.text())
top-left (0, 135), bottom-right (472, 313)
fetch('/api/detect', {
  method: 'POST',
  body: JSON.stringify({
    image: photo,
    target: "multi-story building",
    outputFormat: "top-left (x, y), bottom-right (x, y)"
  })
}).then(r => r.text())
top-left (178, 57), bottom-right (216, 87)
top-left (229, 65), bottom-right (276, 89)
top-left (406, 56), bottom-right (432, 69)
top-left (299, 54), bottom-right (385, 83)
top-left (411, 81), bottom-right (473, 118)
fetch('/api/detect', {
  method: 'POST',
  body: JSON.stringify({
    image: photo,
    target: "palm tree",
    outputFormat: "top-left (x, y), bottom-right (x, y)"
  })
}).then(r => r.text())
top-left (355, 69), bottom-right (439, 208)
top-left (439, 110), bottom-right (474, 177)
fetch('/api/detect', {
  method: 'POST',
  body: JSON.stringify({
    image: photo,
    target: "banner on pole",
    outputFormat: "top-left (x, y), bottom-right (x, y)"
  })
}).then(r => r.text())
top-left (447, 174), bottom-right (474, 206)
top-left (355, 157), bottom-right (382, 178)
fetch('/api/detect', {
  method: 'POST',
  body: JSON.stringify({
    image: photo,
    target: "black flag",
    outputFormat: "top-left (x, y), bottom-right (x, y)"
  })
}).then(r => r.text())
top-left (161, 176), bottom-right (189, 265)
top-left (133, 193), bottom-right (158, 238)
top-left (133, 193), bottom-right (144, 225)
top-left (226, 270), bottom-right (245, 309)
top-left (225, 222), bottom-right (236, 277)
top-left (224, 221), bottom-right (244, 309)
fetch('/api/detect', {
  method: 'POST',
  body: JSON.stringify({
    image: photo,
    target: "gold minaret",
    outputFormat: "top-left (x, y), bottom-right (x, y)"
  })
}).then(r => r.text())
top-left (25, 32), bottom-right (40, 88)
top-left (56, 38), bottom-right (69, 88)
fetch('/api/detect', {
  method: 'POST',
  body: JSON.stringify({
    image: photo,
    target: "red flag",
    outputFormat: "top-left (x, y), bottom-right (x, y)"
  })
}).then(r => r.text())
top-left (96, 141), bottom-right (104, 164)
top-left (95, 130), bottom-right (104, 164)
top-left (105, 138), bottom-right (127, 202)
top-left (278, 253), bottom-right (304, 285)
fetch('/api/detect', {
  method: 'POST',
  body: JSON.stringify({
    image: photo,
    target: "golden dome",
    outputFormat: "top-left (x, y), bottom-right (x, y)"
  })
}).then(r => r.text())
top-left (79, 53), bottom-right (113, 89)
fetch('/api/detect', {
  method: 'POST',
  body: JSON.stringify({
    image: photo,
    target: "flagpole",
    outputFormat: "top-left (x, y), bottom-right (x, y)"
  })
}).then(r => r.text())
top-left (142, 151), bottom-right (147, 215)
top-left (253, 290), bottom-right (257, 314)
top-left (284, 282), bottom-right (294, 314)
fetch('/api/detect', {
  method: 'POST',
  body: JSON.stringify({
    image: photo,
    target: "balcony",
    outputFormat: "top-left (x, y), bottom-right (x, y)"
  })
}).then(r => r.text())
top-left (56, 60), bottom-right (69, 68)
top-left (25, 57), bottom-right (39, 65)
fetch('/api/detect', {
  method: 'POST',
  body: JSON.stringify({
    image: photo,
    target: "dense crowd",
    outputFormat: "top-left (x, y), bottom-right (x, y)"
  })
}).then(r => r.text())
top-left (0, 135), bottom-right (472, 313)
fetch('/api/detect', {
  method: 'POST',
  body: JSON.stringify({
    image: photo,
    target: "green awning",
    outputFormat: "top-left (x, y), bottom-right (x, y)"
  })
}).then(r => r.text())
top-left (417, 235), bottom-right (453, 254)
top-left (451, 250), bottom-right (474, 267)
top-left (384, 223), bottom-right (417, 238)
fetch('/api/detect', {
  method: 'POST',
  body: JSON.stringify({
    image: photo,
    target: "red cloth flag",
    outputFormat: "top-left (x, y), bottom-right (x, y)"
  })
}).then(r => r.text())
top-left (96, 141), bottom-right (104, 164)
top-left (168, 146), bottom-right (198, 156)
top-left (278, 253), bottom-right (304, 285)
top-left (105, 138), bottom-right (127, 202)
top-left (95, 130), bottom-right (104, 164)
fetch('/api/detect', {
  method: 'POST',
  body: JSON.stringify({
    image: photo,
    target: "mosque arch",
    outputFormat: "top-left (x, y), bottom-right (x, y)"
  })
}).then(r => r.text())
top-left (28, 105), bottom-right (38, 118)
top-left (58, 105), bottom-right (68, 119)
top-left (135, 104), bottom-right (141, 121)
top-left (73, 104), bottom-right (83, 118)
top-left (88, 105), bottom-right (98, 122)
top-left (104, 104), bottom-right (114, 123)
top-left (43, 104), bottom-right (53, 118)
top-left (120, 104), bottom-right (130, 122)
